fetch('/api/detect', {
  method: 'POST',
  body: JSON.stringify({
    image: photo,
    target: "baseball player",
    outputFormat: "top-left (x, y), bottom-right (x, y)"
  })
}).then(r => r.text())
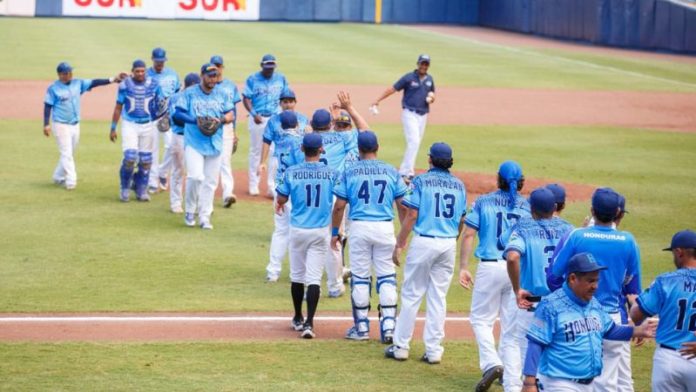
top-left (258, 90), bottom-right (309, 282)
top-left (243, 54), bottom-right (288, 197)
top-left (146, 47), bottom-right (181, 193)
top-left (166, 72), bottom-right (200, 214)
top-left (43, 62), bottom-right (125, 190)
top-left (330, 131), bottom-right (408, 343)
top-left (545, 183), bottom-right (568, 218)
top-left (548, 188), bottom-right (641, 392)
top-left (458, 160), bottom-right (531, 391)
top-left (630, 229), bottom-right (696, 392)
top-left (109, 59), bottom-right (162, 202)
top-left (172, 63), bottom-right (235, 230)
top-left (210, 55), bottom-right (242, 208)
top-left (521, 253), bottom-right (655, 392)
top-left (385, 142), bottom-right (467, 364)
top-left (275, 133), bottom-right (339, 339)
top-left (371, 54), bottom-right (435, 183)
top-left (503, 187), bottom-right (574, 391)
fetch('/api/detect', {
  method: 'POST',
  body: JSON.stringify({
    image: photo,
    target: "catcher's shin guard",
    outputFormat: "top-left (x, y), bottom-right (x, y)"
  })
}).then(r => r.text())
top-left (120, 149), bottom-right (138, 190)
top-left (134, 151), bottom-right (153, 197)
top-left (351, 273), bottom-right (372, 334)
top-left (377, 273), bottom-right (398, 343)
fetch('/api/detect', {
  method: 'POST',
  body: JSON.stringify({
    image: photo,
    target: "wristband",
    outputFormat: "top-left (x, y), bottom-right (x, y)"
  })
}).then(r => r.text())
top-left (109, 77), bottom-right (115, 83)
top-left (331, 227), bottom-right (339, 237)
top-left (110, 121), bottom-right (117, 132)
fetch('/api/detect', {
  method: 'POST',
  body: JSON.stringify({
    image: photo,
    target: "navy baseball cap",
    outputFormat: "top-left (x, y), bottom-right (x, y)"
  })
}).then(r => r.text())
top-left (663, 230), bottom-right (696, 251)
top-left (132, 59), bottom-right (147, 70)
top-left (200, 63), bottom-right (219, 77)
top-left (429, 142), bottom-right (452, 160)
top-left (418, 54), bottom-right (431, 64)
top-left (617, 194), bottom-right (629, 214)
top-left (592, 187), bottom-right (621, 217)
top-left (261, 54), bottom-right (277, 69)
top-left (498, 161), bottom-right (523, 182)
top-left (335, 110), bottom-right (352, 126)
top-left (210, 55), bottom-right (224, 66)
top-left (529, 187), bottom-right (556, 214)
top-left (152, 48), bottom-right (167, 62)
top-left (303, 133), bottom-right (322, 149)
top-left (567, 253), bottom-right (607, 274)
top-left (280, 89), bottom-right (296, 100)
top-left (56, 62), bottom-right (72, 73)
top-left (184, 73), bottom-right (201, 88)
top-left (546, 183), bottom-right (566, 204)
top-left (280, 110), bottom-right (298, 130)
top-left (311, 109), bottom-right (332, 129)
top-left (358, 131), bottom-right (378, 150)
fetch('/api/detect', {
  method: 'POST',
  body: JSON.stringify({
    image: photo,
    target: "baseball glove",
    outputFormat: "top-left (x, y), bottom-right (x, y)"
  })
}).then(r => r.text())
top-left (151, 97), bottom-right (170, 120)
top-left (157, 116), bottom-right (171, 133)
top-left (197, 116), bottom-right (221, 137)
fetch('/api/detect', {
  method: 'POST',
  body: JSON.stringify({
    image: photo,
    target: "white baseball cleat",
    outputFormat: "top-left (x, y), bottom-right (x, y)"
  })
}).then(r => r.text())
top-left (147, 186), bottom-right (158, 195)
top-left (65, 184), bottom-right (76, 191)
top-left (200, 220), bottom-right (213, 230)
top-left (184, 213), bottom-right (196, 227)
top-left (119, 189), bottom-right (130, 202)
top-left (158, 176), bottom-right (168, 191)
top-left (266, 274), bottom-right (279, 283)
top-left (300, 324), bottom-right (315, 339)
top-left (420, 353), bottom-right (441, 365)
top-left (171, 206), bottom-right (184, 214)
top-left (249, 186), bottom-right (260, 196)
top-left (384, 345), bottom-right (409, 361)
top-left (345, 326), bottom-right (369, 341)
top-left (136, 193), bottom-right (150, 202)
top-left (290, 317), bottom-right (304, 331)
top-left (328, 285), bottom-right (346, 298)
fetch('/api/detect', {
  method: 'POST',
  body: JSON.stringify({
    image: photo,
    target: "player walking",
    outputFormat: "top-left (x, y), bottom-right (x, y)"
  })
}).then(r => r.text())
top-left (385, 142), bottom-right (467, 364)
top-left (630, 229), bottom-right (696, 392)
top-left (459, 160), bottom-right (531, 391)
top-left (371, 54), bottom-right (435, 183)
top-left (275, 133), bottom-right (339, 339)
top-left (44, 62), bottom-right (125, 190)
top-left (331, 131), bottom-right (408, 343)
top-left (243, 54), bottom-right (288, 197)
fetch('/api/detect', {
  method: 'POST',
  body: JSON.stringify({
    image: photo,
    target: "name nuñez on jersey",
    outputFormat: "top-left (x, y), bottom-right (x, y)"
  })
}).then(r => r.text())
top-left (563, 316), bottom-right (603, 342)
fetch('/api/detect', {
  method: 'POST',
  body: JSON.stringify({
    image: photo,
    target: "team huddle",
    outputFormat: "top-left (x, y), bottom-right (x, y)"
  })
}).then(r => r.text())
top-left (43, 50), bottom-right (696, 391)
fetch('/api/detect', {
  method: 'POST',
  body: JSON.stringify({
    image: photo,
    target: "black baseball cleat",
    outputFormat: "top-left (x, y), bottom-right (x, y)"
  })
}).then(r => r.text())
top-left (475, 365), bottom-right (503, 392)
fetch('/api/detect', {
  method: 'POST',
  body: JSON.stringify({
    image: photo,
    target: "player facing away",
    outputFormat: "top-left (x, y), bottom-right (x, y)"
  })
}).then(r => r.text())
top-left (371, 54), bottom-right (435, 184)
top-left (503, 187), bottom-right (574, 391)
top-left (630, 230), bottom-right (696, 392)
top-left (459, 160), bottom-right (531, 391)
top-left (173, 63), bottom-right (235, 230)
top-left (385, 142), bottom-right (467, 364)
top-left (210, 55), bottom-right (242, 208)
top-left (44, 62), bottom-right (126, 190)
top-left (146, 47), bottom-right (181, 193)
top-left (243, 54), bottom-right (288, 197)
top-left (110, 59), bottom-right (162, 202)
top-left (521, 253), bottom-right (655, 392)
top-left (330, 131), bottom-right (408, 343)
top-left (275, 133), bottom-right (339, 339)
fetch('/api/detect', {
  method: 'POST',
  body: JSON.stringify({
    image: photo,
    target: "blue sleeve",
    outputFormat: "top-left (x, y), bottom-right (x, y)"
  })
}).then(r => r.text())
top-left (44, 86), bottom-right (56, 106)
top-left (635, 279), bottom-right (663, 317)
top-left (275, 171), bottom-right (290, 197)
top-left (523, 338), bottom-right (544, 377)
top-left (116, 83), bottom-right (126, 105)
top-left (464, 199), bottom-right (481, 229)
top-left (604, 324), bottom-right (633, 341)
top-left (80, 79), bottom-right (93, 93)
top-left (551, 231), bottom-right (575, 278)
top-left (43, 103), bottom-right (52, 126)
top-left (393, 74), bottom-right (408, 91)
top-left (173, 107), bottom-right (196, 125)
top-left (624, 238), bottom-right (642, 293)
top-left (174, 75), bottom-right (181, 93)
top-left (233, 85), bottom-right (242, 104)
top-left (401, 179), bottom-right (421, 210)
top-left (526, 300), bottom-right (555, 345)
top-left (333, 171), bottom-right (348, 200)
top-left (88, 79), bottom-right (110, 90)
top-left (262, 120), bottom-right (274, 144)
top-left (394, 175), bottom-right (408, 199)
top-left (503, 229), bottom-right (525, 259)
top-left (243, 76), bottom-right (254, 98)
top-left (430, 77), bottom-right (435, 92)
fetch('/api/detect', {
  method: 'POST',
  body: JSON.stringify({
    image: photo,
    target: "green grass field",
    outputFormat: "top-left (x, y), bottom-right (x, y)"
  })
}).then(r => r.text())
top-left (1, 17), bottom-right (695, 391)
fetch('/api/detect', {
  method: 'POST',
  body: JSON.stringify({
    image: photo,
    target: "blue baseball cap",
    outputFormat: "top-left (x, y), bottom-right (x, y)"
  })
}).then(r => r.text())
top-left (546, 183), bottom-right (566, 204)
top-left (418, 54), bottom-right (431, 64)
top-left (280, 89), bottom-right (296, 100)
top-left (261, 54), bottom-right (277, 69)
top-left (663, 230), bottom-right (696, 251)
top-left (429, 142), bottom-right (452, 159)
top-left (592, 187), bottom-right (621, 217)
top-left (311, 109), bottom-right (332, 129)
top-left (529, 187), bottom-right (556, 214)
top-left (184, 73), bottom-right (200, 88)
top-left (200, 63), bottom-right (219, 76)
top-left (498, 161), bottom-right (523, 182)
top-left (56, 62), bottom-right (73, 73)
top-left (303, 133), bottom-right (322, 149)
top-left (280, 110), bottom-right (298, 130)
top-left (617, 194), bottom-right (628, 214)
top-left (358, 131), bottom-right (378, 151)
top-left (132, 59), bottom-right (147, 70)
top-left (152, 47), bottom-right (167, 62)
top-left (210, 55), bottom-right (224, 66)
top-left (567, 252), bottom-right (607, 274)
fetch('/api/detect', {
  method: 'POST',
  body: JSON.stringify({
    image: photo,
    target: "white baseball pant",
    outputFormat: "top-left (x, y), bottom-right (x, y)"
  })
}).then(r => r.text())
top-left (184, 146), bottom-right (221, 222)
top-left (121, 120), bottom-right (155, 153)
top-left (325, 198), bottom-right (344, 293)
top-left (148, 126), bottom-right (165, 188)
top-left (247, 116), bottom-right (273, 194)
top-left (266, 195), bottom-right (292, 279)
top-left (219, 123), bottom-right (236, 200)
top-left (51, 122), bottom-right (80, 187)
top-left (289, 226), bottom-right (329, 286)
top-left (393, 235), bottom-right (456, 360)
top-left (537, 374), bottom-right (593, 392)
top-left (594, 312), bottom-right (631, 392)
top-left (507, 308), bottom-right (537, 392)
top-left (168, 133), bottom-right (185, 211)
top-left (399, 109), bottom-right (427, 177)
top-left (470, 260), bottom-right (518, 389)
top-left (158, 129), bottom-right (174, 183)
top-left (615, 315), bottom-right (634, 392)
top-left (651, 345), bottom-right (696, 392)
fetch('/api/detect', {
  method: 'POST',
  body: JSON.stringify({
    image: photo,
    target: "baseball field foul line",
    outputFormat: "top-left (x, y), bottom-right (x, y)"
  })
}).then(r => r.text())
top-left (0, 316), bottom-right (474, 322)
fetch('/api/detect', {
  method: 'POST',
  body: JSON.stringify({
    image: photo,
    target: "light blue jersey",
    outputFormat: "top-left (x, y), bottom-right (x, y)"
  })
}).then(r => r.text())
top-left (316, 131), bottom-right (351, 172)
top-left (276, 162), bottom-right (338, 229)
top-left (176, 84), bottom-right (234, 156)
top-left (334, 160), bottom-right (408, 221)
top-left (341, 129), bottom-right (359, 166)
top-left (168, 91), bottom-right (185, 135)
top-left (243, 71), bottom-right (288, 116)
top-left (264, 111), bottom-right (309, 157)
top-left (527, 284), bottom-right (617, 380)
top-left (504, 216), bottom-right (574, 296)
top-left (146, 67), bottom-right (180, 98)
top-left (402, 168), bottom-right (467, 238)
top-left (217, 78), bottom-right (242, 108)
top-left (551, 226), bottom-right (641, 313)
top-left (117, 77), bottom-right (161, 123)
top-left (44, 79), bottom-right (94, 124)
top-left (636, 269), bottom-right (696, 349)
top-left (465, 190), bottom-right (531, 260)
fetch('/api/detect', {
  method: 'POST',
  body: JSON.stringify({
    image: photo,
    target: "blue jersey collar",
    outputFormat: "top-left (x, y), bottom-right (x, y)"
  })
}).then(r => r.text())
top-left (563, 282), bottom-right (590, 307)
top-left (428, 167), bottom-right (450, 174)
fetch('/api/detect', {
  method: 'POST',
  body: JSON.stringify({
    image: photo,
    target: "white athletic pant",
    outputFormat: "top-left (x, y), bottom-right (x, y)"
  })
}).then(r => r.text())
top-left (219, 123), bottom-right (236, 200)
top-left (537, 374), bottom-right (593, 392)
top-left (184, 146), bottom-right (221, 222)
top-left (121, 120), bottom-right (154, 153)
top-left (615, 315), bottom-right (634, 392)
top-left (247, 116), bottom-right (274, 193)
top-left (158, 129), bottom-right (174, 181)
top-left (652, 346), bottom-right (696, 392)
top-left (594, 312), bottom-right (631, 392)
top-left (52, 123), bottom-right (80, 187)
top-left (266, 195), bottom-right (292, 278)
top-left (168, 134), bottom-right (185, 211)
top-left (393, 235), bottom-right (456, 359)
top-left (289, 226), bottom-right (329, 286)
top-left (148, 126), bottom-right (167, 188)
top-left (325, 198), bottom-right (344, 292)
top-left (508, 308), bottom-right (537, 392)
top-left (470, 260), bottom-right (518, 385)
top-left (348, 221), bottom-right (396, 278)
top-left (399, 109), bottom-right (427, 177)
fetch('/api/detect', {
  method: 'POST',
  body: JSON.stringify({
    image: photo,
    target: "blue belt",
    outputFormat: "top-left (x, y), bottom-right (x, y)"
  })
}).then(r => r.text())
top-left (570, 378), bottom-right (594, 385)
top-left (404, 107), bottom-right (428, 116)
top-left (130, 118), bottom-right (151, 124)
top-left (56, 121), bottom-right (79, 125)
top-left (256, 112), bottom-right (273, 117)
top-left (352, 219), bottom-right (392, 222)
top-left (659, 344), bottom-right (677, 351)
top-left (480, 258), bottom-right (499, 262)
top-left (417, 233), bottom-right (456, 239)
